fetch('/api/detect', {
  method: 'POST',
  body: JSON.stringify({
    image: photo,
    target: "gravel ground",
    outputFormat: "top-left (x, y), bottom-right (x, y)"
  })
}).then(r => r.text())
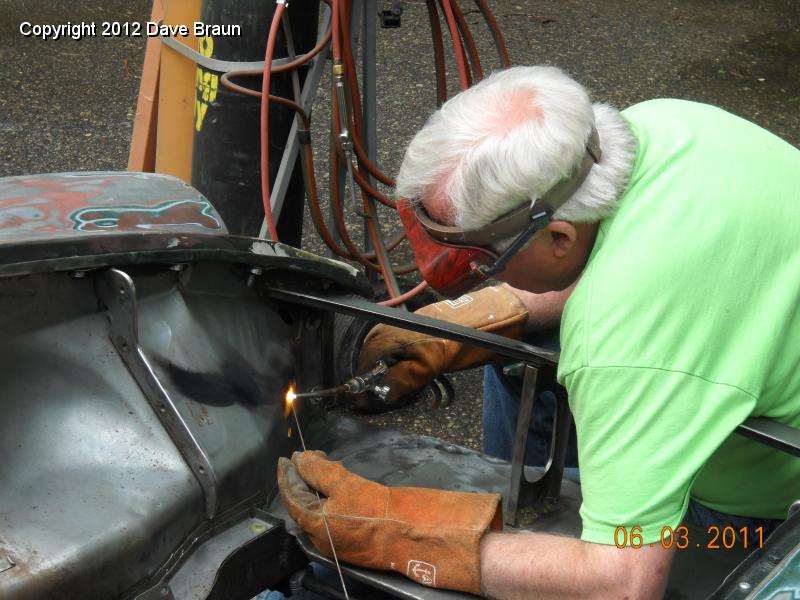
top-left (1, 0), bottom-right (798, 451)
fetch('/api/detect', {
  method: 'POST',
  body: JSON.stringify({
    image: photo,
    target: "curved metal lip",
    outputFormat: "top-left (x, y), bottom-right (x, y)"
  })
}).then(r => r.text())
top-left (0, 232), bottom-right (372, 295)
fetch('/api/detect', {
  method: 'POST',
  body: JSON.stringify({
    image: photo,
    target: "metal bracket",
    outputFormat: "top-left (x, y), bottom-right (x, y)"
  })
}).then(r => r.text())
top-left (159, 29), bottom-right (312, 73)
top-left (96, 268), bottom-right (218, 519)
top-left (504, 364), bottom-right (572, 527)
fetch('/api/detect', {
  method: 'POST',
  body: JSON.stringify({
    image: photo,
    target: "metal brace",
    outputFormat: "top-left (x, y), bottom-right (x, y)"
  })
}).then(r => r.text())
top-left (505, 364), bottom-right (572, 527)
top-left (96, 268), bottom-right (218, 519)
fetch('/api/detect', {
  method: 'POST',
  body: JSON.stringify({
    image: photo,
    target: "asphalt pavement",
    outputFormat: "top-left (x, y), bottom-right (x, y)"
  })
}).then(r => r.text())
top-left (1, 0), bottom-right (798, 451)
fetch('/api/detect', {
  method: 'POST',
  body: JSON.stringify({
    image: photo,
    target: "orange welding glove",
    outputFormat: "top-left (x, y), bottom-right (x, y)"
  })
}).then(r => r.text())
top-left (278, 451), bottom-right (502, 595)
top-left (355, 285), bottom-right (528, 411)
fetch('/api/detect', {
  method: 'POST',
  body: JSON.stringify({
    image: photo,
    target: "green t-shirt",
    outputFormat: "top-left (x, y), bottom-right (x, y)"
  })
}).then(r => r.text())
top-left (557, 99), bottom-right (800, 545)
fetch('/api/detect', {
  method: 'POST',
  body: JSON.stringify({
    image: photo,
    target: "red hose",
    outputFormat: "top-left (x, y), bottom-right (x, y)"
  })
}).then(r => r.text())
top-left (331, 0), bottom-right (342, 62)
top-left (260, 0), bottom-right (287, 240)
top-left (379, 281), bottom-right (429, 306)
top-left (246, 0), bottom-right (510, 304)
top-left (439, 0), bottom-right (470, 90)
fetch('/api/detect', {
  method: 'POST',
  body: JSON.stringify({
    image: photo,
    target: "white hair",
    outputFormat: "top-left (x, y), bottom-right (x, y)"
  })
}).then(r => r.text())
top-left (396, 66), bottom-right (636, 231)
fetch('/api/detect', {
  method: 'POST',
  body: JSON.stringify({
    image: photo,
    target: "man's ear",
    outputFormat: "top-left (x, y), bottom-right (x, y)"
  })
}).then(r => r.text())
top-left (547, 221), bottom-right (578, 258)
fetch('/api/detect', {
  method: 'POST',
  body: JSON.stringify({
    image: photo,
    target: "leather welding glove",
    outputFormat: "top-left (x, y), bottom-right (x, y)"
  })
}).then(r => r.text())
top-left (355, 285), bottom-right (528, 411)
top-left (278, 450), bottom-right (502, 595)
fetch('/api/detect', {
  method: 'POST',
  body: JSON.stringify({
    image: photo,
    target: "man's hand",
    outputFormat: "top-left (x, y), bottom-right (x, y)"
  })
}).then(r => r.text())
top-left (278, 451), bottom-right (502, 594)
top-left (354, 285), bottom-right (528, 411)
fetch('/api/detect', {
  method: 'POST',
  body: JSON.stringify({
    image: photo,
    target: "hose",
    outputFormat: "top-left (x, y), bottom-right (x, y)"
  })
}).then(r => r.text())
top-left (259, 0), bottom-right (288, 240)
top-left (450, 0), bottom-right (483, 82)
top-left (379, 280), bottom-right (429, 307)
top-left (220, 0), bottom-right (510, 304)
top-left (438, 0), bottom-right (470, 90)
top-left (425, 0), bottom-right (448, 106)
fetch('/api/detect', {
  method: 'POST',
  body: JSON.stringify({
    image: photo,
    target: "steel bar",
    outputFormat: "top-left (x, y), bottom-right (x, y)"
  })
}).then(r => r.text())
top-left (736, 417), bottom-right (800, 457)
top-left (264, 287), bottom-right (560, 365)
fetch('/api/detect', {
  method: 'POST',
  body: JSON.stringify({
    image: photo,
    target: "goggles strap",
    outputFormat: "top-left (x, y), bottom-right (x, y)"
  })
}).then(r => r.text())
top-left (474, 206), bottom-right (552, 278)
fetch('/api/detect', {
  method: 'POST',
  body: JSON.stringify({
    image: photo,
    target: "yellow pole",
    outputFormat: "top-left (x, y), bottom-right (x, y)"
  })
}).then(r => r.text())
top-left (155, 0), bottom-right (202, 182)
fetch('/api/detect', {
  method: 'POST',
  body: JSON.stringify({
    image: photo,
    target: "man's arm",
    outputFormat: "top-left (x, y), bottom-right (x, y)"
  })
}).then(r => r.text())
top-left (481, 531), bottom-right (674, 600)
top-left (501, 281), bottom-right (577, 332)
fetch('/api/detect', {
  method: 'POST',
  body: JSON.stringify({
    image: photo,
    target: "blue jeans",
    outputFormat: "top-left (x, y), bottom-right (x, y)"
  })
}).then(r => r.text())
top-left (482, 361), bottom-right (785, 536)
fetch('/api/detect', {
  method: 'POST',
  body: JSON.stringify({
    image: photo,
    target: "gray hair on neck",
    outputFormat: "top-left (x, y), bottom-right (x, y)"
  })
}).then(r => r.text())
top-left (396, 66), bottom-right (636, 234)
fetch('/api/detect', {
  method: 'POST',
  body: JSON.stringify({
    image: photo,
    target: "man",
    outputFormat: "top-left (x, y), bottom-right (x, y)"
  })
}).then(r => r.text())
top-left (279, 66), bottom-right (800, 598)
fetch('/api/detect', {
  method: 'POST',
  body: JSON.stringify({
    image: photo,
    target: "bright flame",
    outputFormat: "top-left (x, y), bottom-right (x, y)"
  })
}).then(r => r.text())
top-left (284, 385), bottom-right (296, 418)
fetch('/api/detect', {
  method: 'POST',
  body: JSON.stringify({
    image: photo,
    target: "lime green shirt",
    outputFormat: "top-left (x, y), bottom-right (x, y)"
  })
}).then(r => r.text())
top-left (557, 99), bottom-right (800, 545)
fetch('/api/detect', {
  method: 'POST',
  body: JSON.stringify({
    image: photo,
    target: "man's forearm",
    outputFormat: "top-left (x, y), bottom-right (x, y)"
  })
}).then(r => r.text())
top-left (502, 281), bottom-right (577, 332)
top-left (480, 531), bottom-right (673, 600)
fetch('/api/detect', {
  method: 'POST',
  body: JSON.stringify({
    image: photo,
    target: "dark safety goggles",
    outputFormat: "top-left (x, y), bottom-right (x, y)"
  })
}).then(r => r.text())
top-left (398, 127), bottom-right (602, 298)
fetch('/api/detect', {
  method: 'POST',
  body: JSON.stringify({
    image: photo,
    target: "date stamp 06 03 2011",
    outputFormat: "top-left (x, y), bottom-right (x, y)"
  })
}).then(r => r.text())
top-left (614, 525), bottom-right (766, 550)
top-left (18, 21), bottom-right (242, 41)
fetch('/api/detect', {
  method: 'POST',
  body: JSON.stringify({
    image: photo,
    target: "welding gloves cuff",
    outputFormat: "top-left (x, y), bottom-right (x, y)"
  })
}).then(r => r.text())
top-left (354, 285), bottom-right (529, 411)
top-left (278, 450), bottom-right (503, 595)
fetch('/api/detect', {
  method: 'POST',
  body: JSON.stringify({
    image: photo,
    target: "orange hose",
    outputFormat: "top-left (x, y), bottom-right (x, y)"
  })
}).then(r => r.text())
top-left (439, 0), bottom-right (470, 90)
top-left (425, 0), bottom-right (448, 106)
top-left (474, 0), bottom-right (510, 67)
top-left (450, 0), bottom-right (483, 81)
top-left (331, 0), bottom-right (342, 61)
top-left (379, 280), bottom-right (429, 306)
top-left (259, 1), bottom-right (287, 240)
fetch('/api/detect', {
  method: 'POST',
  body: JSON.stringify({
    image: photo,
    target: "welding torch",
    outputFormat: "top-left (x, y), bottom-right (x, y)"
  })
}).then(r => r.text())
top-left (291, 360), bottom-right (391, 401)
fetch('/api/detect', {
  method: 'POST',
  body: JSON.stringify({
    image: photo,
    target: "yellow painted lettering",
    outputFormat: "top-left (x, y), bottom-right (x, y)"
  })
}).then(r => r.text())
top-left (195, 100), bottom-right (208, 131)
top-left (208, 74), bottom-right (218, 103)
top-left (202, 72), bottom-right (212, 101)
top-left (199, 35), bottom-right (214, 58)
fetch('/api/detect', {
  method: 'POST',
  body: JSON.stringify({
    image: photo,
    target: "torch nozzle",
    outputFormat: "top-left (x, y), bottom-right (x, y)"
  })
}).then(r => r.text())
top-left (291, 361), bottom-right (390, 399)
top-left (290, 389), bottom-right (341, 400)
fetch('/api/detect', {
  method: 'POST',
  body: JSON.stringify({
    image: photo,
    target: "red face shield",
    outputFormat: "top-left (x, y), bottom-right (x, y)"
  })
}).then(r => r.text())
top-left (397, 127), bottom-right (602, 298)
top-left (397, 198), bottom-right (498, 298)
